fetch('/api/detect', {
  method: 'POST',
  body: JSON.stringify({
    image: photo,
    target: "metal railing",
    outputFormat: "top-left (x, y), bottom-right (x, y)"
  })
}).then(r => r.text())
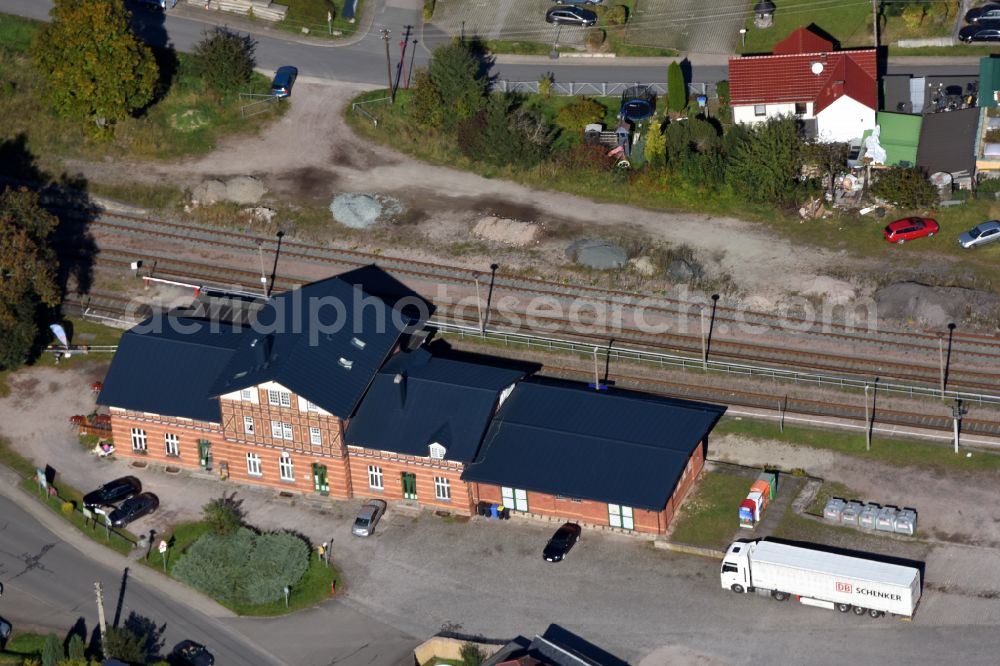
top-left (239, 93), bottom-right (279, 118)
top-left (490, 80), bottom-right (715, 98)
top-left (351, 97), bottom-right (392, 127)
top-left (430, 320), bottom-right (1000, 406)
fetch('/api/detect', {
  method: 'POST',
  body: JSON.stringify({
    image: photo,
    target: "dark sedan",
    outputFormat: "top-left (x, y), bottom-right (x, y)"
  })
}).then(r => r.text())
top-left (172, 640), bottom-right (215, 666)
top-left (965, 3), bottom-right (1000, 22)
top-left (959, 21), bottom-right (1000, 42)
top-left (545, 6), bottom-right (598, 27)
top-left (108, 492), bottom-right (159, 527)
top-left (543, 522), bottom-right (582, 562)
top-left (82, 476), bottom-right (141, 510)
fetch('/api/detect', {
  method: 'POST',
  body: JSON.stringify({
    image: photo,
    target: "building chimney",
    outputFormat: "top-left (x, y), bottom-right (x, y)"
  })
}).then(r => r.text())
top-left (394, 372), bottom-right (407, 408)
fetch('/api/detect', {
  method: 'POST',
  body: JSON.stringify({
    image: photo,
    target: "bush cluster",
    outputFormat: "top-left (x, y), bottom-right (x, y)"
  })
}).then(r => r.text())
top-left (173, 527), bottom-right (309, 606)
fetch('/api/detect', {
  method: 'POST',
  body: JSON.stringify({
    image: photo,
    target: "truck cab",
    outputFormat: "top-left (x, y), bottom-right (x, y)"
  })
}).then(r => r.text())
top-left (720, 541), bottom-right (752, 593)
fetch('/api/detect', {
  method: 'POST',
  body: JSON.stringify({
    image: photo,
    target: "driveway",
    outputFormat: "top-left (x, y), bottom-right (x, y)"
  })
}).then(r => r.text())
top-left (4, 363), bottom-right (1000, 664)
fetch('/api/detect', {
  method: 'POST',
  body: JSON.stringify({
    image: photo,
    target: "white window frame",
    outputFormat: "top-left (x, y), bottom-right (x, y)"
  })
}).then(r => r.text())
top-left (243, 416), bottom-right (255, 435)
top-left (278, 453), bottom-right (294, 481)
top-left (501, 486), bottom-right (528, 512)
top-left (754, 104), bottom-right (766, 117)
top-left (368, 465), bottom-right (384, 490)
top-left (306, 400), bottom-right (319, 413)
top-left (434, 476), bottom-right (451, 501)
top-left (270, 420), bottom-right (283, 438)
top-left (309, 427), bottom-right (322, 446)
top-left (428, 442), bottom-right (446, 460)
top-left (241, 388), bottom-right (254, 401)
top-left (282, 422), bottom-right (293, 441)
top-left (608, 504), bottom-right (635, 530)
top-left (246, 452), bottom-right (262, 476)
top-left (267, 390), bottom-right (292, 407)
top-left (130, 428), bottom-right (147, 452)
top-left (164, 432), bottom-right (179, 457)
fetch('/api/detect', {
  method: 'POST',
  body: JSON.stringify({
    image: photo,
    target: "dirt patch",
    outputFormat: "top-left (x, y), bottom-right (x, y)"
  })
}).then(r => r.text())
top-left (875, 281), bottom-right (999, 328)
top-left (472, 216), bottom-right (539, 246)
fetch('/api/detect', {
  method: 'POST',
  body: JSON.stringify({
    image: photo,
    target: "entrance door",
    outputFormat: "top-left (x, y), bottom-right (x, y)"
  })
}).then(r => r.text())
top-left (401, 472), bottom-right (417, 500)
top-left (608, 504), bottom-right (634, 530)
top-left (312, 463), bottom-right (329, 494)
top-left (197, 439), bottom-right (212, 470)
top-left (501, 487), bottom-right (528, 512)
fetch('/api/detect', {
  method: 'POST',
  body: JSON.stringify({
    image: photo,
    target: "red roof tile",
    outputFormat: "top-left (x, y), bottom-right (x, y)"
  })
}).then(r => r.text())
top-left (728, 48), bottom-right (877, 111)
top-left (772, 26), bottom-right (835, 55)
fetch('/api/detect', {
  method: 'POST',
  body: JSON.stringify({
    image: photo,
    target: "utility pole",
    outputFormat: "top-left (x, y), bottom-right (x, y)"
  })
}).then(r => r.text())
top-left (381, 29), bottom-right (395, 104)
top-left (863, 383), bottom-right (871, 451)
top-left (938, 333), bottom-right (945, 399)
top-left (473, 272), bottom-right (484, 333)
top-left (407, 39), bottom-right (419, 88)
top-left (95, 582), bottom-right (107, 652)
top-left (871, 0), bottom-right (879, 47)
top-left (700, 308), bottom-right (708, 370)
top-left (256, 240), bottom-right (268, 298)
top-left (952, 400), bottom-right (967, 454)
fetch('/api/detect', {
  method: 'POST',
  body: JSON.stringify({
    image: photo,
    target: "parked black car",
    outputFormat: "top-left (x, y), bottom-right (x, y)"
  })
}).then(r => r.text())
top-left (959, 21), bottom-right (1000, 41)
top-left (965, 3), bottom-right (1000, 22)
top-left (542, 522), bottom-right (582, 562)
top-left (545, 6), bottom-right (598, 27)
top-left (108, 492), bottom-right (159, 527)
top-left (82, 476), bottom-right (141, 510)
top-left (172, 640), bottom-right (215, 666)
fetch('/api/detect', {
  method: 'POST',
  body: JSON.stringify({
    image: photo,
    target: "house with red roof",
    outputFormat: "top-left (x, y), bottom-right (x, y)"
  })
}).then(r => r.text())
top-left (728, 27), bottom-right (878, 143)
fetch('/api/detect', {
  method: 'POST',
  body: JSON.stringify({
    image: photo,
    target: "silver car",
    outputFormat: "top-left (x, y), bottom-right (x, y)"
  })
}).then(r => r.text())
top-left (958, 220), bottom-right (1000, 248)
top-left (351, 499), bottom-right (387, 537)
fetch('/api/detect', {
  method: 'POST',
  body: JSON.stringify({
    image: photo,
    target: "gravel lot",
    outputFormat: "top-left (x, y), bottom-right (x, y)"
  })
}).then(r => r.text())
top-left (3, 365), bottom-right (1000, 664)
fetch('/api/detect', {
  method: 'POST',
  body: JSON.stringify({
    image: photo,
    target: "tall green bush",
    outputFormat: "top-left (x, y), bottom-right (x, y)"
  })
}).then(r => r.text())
top-left (605, 5), bottom-right (628, 25)
top-left (192, 27), bottom-right (256, 95)
top-left (173, 527), bottom-right (309, 606)
top-left (203, 491), bottom-right (245, 535)
top-left (429, 39), bottom-right (487, 129)
top-left (872, 167), bottom-right (938, 208)
top-left (457, 97), bottom-right (549, 168)
top-left (667, 61), bottom-right (687, 113)
top-left (725, 115), bottom-right (803, 205)
top-left (555, 96), bottom-right (606, 134)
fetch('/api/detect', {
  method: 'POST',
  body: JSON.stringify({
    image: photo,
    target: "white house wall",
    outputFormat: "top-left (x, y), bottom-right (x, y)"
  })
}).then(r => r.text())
top-left (733, 102), bottom-right (814, 127)
top-left (815, 96), bottom-right (875, 143)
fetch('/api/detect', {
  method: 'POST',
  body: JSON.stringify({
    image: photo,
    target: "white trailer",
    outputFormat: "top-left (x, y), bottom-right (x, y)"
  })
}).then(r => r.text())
top-left (720, 540), bottom-right (921, 618)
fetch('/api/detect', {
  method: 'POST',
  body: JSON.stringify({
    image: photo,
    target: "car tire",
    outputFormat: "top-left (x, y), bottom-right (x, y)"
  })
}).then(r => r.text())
top-left (772, 590), bottom-right (789, 601)
top-left (731, 584), bottom-right (745, 594)
top-left (868, 608), bottom-right (883, 618)
top-left (837, 603), bottom-right (851, 613)
top-left (853, 606), bottom-right (867, 616)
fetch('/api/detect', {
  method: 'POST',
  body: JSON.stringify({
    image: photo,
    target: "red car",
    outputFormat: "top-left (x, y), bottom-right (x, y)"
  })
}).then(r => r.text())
top-left (883, 217), bottom-right (939, 244)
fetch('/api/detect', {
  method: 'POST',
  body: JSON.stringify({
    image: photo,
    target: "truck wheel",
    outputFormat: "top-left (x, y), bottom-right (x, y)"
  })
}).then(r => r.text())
top-left (836, 603), bottom-right (851, 613)
top-left (853, 606), bottom-right (867, 616)
top-left (868, 609), bottom-right (883, 619)
top-left (731, 584), bottom-right (745, 594)
top-left (771, 591), bottom-right (789, 601)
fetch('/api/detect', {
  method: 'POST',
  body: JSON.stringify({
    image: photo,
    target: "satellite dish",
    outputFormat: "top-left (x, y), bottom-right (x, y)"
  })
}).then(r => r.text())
top-left (811, 62), bottom-right (824, 75)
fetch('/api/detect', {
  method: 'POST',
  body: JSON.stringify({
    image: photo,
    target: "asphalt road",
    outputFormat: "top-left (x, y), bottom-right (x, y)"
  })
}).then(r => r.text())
top-left (0, 0), bottom-right (980, 88)
top-left (0, 494), bottom-right (284, 665)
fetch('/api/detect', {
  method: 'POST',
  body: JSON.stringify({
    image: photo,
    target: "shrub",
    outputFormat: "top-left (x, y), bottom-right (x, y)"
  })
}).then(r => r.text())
top-left (977, 177), bottom-right (1000, 198)
top-left (872, 167), bottom-right (938, 208)
top-left (102, 626), bottom-right (148, 665)
top-left (408, 68), bottom-right (446, 128)
top-left (605, 5), bottom-right (628, 25)
top-left (457, 97), bottom-right (549, 168)
top-left (422, 0), bottom-right (435, 21)
top-left (537, 72), bottom-right (554, 98)
top-left (172, 527), bottom-right (309, 606)
top-left (61, 501), bottom-right (74, 515)
top-left (555, 96), bottom-right (606, 134)
top-left (461, 643), bottom-right (486, 666)
top-left (67, 634), bottom-right (86, 661)
top-left (42, 633), bottom-right (61, 666)
top-left (202, 491), bottom-right (245, 535)
top-left (192, 27), bottom-right (256, 95)
top-left (585, 28), bottom-right (605, 51)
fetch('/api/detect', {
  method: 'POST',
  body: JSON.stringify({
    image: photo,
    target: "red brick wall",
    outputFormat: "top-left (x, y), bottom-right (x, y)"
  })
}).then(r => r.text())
top-left (108, 410), bottom-right (224, 469)
top-left (347, 447), bottom-right (474, 514)
top-left (470, 440), bottom-right (707, 536)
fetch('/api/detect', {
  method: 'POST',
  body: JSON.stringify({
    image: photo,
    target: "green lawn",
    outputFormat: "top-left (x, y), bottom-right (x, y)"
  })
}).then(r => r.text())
top-left (0, 632), bottom-right (48, 664)
top-left (741, 0), bottom-right (873, 53)
top-left (669, 471), bottom-right (749, 549)
top-left (714, 417), bottom-right (1000, 472)
top-left (277, 0), bottom-right (366, 36)
top-left (149, 521), bottom-right (340, 616)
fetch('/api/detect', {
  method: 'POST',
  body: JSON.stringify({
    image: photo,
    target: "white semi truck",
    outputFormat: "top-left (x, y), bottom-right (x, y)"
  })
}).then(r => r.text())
top-left (720, 540), bottom-right (921, 618)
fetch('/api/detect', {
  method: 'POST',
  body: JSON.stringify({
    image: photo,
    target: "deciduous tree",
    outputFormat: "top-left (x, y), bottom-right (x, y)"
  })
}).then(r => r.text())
top-left (0, 187), bottom-right (60, 370)
top-left (803, 140), bottom-right (850, 198)
top-left (203, 491), bottom-right (246, 535)
top-left (31, 0), bottom-right (158, 130)
top-left (554, 96), bottom-right (606, 135)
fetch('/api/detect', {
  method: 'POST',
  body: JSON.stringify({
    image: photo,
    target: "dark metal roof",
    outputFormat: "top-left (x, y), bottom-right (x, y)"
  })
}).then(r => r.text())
top-left (462, 381), bottom-right (725, 510)
top-left (917, 107), bottom-right (979, 176)
top-left (97, 318), bottom-right (244, 422)
top-left (208, 276), bottom-right (406, 418)
top-left (345, 348), bottom-right (524, 462)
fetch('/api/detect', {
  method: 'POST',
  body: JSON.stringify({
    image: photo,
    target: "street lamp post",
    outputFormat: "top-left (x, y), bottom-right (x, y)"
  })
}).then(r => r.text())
top-left (739, 28), bottom-right (747, 50)
top-left (473, 272), bottom-right (484, 334)
top-left (952, 400), bottom-right (967, 454)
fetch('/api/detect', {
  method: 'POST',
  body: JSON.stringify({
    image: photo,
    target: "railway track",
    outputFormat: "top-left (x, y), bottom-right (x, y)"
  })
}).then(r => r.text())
top-left (61, 291), bottom-right (1000, 439)
top-left (74, 209), bottom-right (1000, 360)
top-left (73, 246), bottom-right (1000, 395)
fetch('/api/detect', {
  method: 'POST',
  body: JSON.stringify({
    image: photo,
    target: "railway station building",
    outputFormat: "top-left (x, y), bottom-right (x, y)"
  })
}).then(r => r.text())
top-left (97, 270), bottom-right (724, 536)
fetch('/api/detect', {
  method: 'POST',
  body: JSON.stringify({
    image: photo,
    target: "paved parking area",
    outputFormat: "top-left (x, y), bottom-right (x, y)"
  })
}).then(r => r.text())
top-left (6, 365), bottom-right (1000, 664)
top-left (430, 0), bottom-right (747, 53)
